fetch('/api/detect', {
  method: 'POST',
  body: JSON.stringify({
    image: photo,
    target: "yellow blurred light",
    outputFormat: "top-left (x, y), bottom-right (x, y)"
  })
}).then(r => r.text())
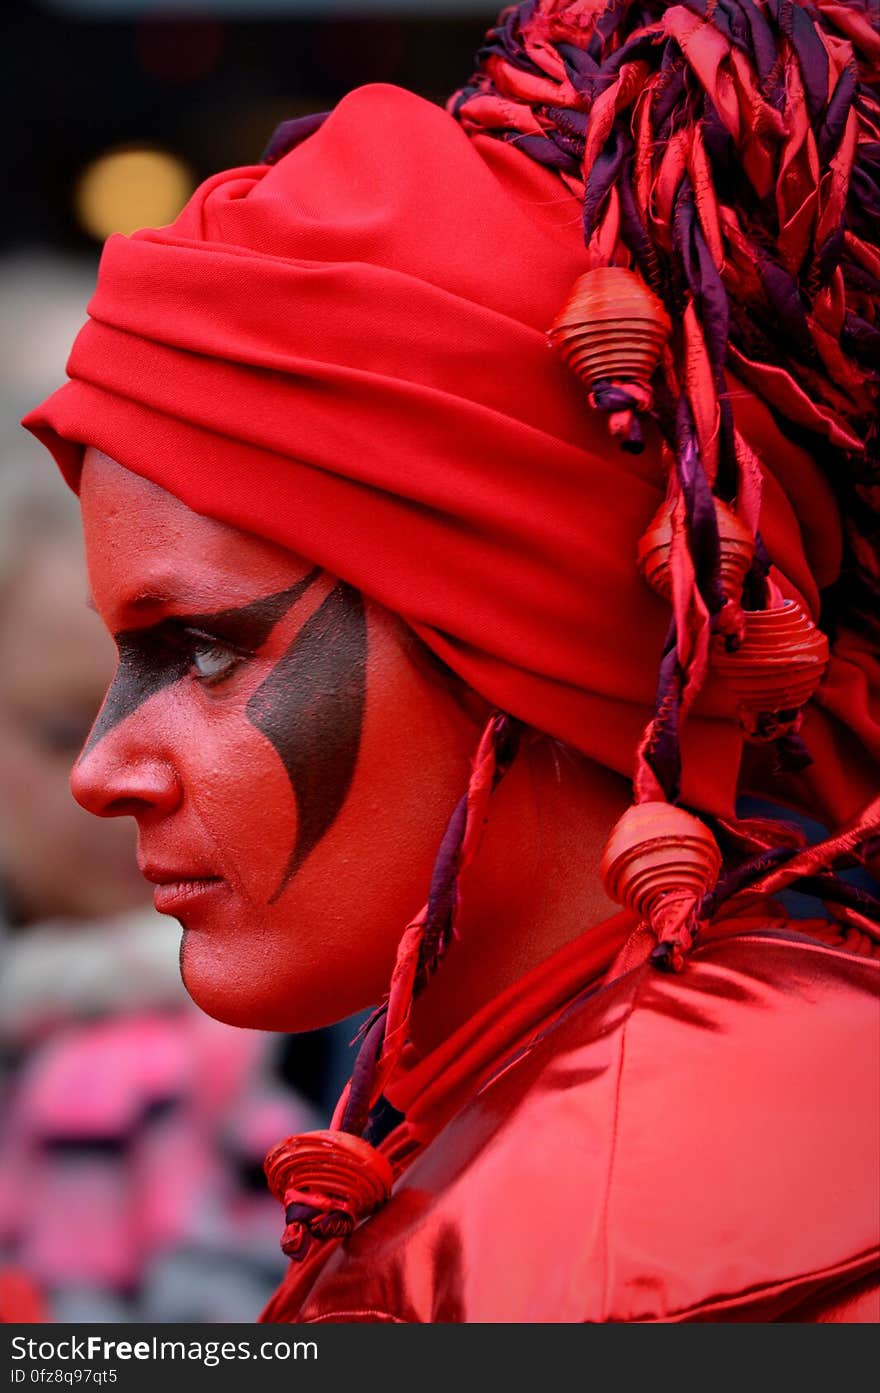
top-left (75, 147), bottom-right (195, 242)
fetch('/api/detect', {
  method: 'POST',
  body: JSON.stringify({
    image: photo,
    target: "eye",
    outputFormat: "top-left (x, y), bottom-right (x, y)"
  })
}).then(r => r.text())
top-left (185, 631), bottom-right (245, 685)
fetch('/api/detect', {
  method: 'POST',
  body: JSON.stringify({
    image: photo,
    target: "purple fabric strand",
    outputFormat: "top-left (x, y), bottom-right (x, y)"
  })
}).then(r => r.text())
top-left (582, 124), bottom-right (627, 239)
top-left (604, 25), bottom-right (665, 75)
top-left (813, 226), bottom-right (847, 293)
top-left (842, 256), bottom-right (880, 297)
top-left (672, 188), bottom-right (738, 498)
top-left (547, 124), bottom-right (587, 160)
top-left (743, 533), bottom-right (771, 612)
top-left (675, 403), bottom-right (724, 617)
top-left (793, 876), bottom-right (880, 920)
top-left (592, 0), bottom-right (635, 58)
top-left (735, 0), bottom-right (779, 84)
top-left (545, 104), bottom-right (588, 141)
top-left (417, 789), bottom-right (469, 983)
top-left (848, 165), bottom-right (880, 234)
top-left (417, 713), bottom-right (515, 985)
top-left (477, 1), bottom-right (545, 79)
top-left (619, 160), bottom-right (665, 294)
top-left (340, 1011), bottom-right (388, 1136)
top-left (682, 0), bottom-right (749, 62)
top-left (512, 134), bottom-right (581, 172)
top-left (702, 94), bottom-right (737, 162)
top-left (772, 729), bottom-right (813, 772)
top-left (716, 0), bottom-right (751, 53)
top-left (701, 845), bottom-right (793, 915)
top-left (702, 851), bottom-right (880, 926)
top-left (692, 212), bottom-right (729, 374)
top-left (490, 712), bottom-right (518, 787)
top-left (673, 185), bottom-right (729, 375)
top-left (844, 312), bottom-right (880, 367)
top-left (591, 382), bottom-right (646, 451)
top-left (769, 0), bottom-right (829, 122)
top-left (262, 111), bottom-right (329, 165)
top-left (818, 60), bottom-right (858, 164)
top-left (755, 252), bottom-right (817, 356)
top-left (556, 41), bottom-right (598, 85)
top-left (646, 631), bottom-right (683, 803)
top-left (653, 55), bottom-right (688, 137)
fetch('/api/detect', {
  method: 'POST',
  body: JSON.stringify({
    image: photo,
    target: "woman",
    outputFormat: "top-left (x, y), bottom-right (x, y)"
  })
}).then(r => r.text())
top-left (23, 0), bottom-right (879, 1322)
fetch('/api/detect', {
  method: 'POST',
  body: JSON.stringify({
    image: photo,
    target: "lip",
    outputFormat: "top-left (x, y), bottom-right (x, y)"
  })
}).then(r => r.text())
top-left (151, 878), bottom-right (225, 913)
top-left (139, 863), bottom-right (225, 915)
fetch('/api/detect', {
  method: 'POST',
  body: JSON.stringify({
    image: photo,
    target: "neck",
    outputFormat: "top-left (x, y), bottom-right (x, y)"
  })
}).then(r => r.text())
top-left (409, 735), bottom-right (631, 1056)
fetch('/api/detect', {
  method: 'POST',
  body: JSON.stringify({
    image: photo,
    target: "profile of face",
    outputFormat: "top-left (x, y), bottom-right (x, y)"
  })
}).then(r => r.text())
top-left (0, 532), bottom-right (147, 924)
top-left (74, 449), bottom-right (488, 1031)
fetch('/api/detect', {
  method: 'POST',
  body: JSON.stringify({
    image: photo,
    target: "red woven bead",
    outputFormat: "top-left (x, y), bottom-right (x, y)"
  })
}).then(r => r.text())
top-left (264, 1129), bottom-right (393, 1255)
top-left (548, 266), bottom-right (671, 393)
top-left (637, 497), bottom-right (755, 604)
top-left (600, 801), bottom-right (721, 922)
top-left (709, 599), bottom-right (829, 731)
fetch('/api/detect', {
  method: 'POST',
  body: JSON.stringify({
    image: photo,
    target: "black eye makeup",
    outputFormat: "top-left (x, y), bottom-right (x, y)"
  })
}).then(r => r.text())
top-left (184, 630), bottom-right (247, 685)
top-left (81, 571), bottom-right (320, 756)
top-left (247, 581), bottom-right (367, 901)
top-left (132, 621), bottom-right (250, 689)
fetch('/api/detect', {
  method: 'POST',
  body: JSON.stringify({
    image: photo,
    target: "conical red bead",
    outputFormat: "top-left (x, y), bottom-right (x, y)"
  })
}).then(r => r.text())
top-left (601, 801), bottom-right (721, 922)
top-left (549, 266), bottom-right (671, 392)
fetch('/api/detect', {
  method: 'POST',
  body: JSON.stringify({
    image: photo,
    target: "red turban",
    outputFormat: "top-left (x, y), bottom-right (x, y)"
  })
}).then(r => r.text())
top-left (23, 84), bottom-right (878, 825)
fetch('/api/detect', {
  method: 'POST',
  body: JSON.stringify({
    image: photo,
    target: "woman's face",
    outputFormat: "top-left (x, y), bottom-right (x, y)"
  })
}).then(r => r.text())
top-left (74, 449), bottom-right (486, 1031)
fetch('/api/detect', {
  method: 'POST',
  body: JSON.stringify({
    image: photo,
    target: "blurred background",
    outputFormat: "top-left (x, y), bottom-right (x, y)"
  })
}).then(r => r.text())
top-left (1, 0), bottom-right (493, 1324)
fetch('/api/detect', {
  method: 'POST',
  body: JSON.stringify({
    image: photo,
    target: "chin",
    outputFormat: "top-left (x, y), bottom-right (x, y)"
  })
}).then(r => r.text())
top-left (178, 928), bottom-right (381, 1033)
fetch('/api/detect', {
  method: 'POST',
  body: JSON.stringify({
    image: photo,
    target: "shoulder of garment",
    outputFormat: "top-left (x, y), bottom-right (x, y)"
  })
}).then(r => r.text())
top-left (283, 931), bottom-right (880, 1323)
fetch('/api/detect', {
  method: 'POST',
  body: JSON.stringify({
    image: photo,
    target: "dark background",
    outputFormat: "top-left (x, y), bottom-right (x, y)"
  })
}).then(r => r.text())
top-left (3, 1), bottom-right (494, 253)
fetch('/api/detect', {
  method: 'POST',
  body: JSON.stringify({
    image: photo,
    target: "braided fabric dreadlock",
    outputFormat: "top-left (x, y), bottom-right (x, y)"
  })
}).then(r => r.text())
top-left (449, 1), bottom-right (879, 955)
top-left (453, 0), bottom-right (877, 766)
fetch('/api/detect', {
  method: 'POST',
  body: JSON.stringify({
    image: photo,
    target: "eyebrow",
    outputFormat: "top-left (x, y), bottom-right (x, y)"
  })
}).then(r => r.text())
top-left (86, 589), bottom-right (176, 616)
top-left (88, 571), bottom-right (322, 639)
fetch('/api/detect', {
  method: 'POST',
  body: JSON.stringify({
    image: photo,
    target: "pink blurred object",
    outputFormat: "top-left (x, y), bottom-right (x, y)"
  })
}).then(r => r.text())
top-left (0, 912), bottom-right (319, 1319)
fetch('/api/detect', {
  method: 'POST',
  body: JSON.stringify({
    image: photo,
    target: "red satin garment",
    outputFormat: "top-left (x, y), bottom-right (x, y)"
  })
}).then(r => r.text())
top-left (262, 926), bottom-right (879, 1323)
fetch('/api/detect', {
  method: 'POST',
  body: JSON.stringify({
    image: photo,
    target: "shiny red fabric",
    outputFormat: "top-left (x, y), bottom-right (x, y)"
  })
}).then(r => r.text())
top-left (262, 927), bottom-right (880, 1323)
top-left (22, 84), bottom-right (878, 823)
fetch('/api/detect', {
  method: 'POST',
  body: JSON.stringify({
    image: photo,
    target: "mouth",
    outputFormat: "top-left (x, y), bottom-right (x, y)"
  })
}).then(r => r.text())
top-left (139, 864), bottom-right (225, 915)
top-left (151, 878), bottom-right (225, 913)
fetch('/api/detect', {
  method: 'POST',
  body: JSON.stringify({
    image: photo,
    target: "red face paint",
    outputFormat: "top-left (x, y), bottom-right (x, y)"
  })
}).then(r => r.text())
top-left (74, 450), bottom-right (486, 1031)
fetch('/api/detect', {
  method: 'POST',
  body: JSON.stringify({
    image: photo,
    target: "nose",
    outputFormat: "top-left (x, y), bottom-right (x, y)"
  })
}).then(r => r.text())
top-left (71, 730), bottom-right (182, 820)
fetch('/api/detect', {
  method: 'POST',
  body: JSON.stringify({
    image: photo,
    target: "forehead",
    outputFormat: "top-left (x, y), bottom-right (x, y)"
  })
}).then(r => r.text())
top-left (79, 448), bottom-right (312, 622)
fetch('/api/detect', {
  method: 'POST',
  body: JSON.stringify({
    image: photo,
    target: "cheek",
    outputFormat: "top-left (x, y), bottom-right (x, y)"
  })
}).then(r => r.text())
top-left (181, 710), bottom-right (299, 898)
top-left (182, 612), bottom-right (483, 1032)
top-left (356, 652), bottom-right (478, 869)
top-left (282, 628), bottom-right (479, 942)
